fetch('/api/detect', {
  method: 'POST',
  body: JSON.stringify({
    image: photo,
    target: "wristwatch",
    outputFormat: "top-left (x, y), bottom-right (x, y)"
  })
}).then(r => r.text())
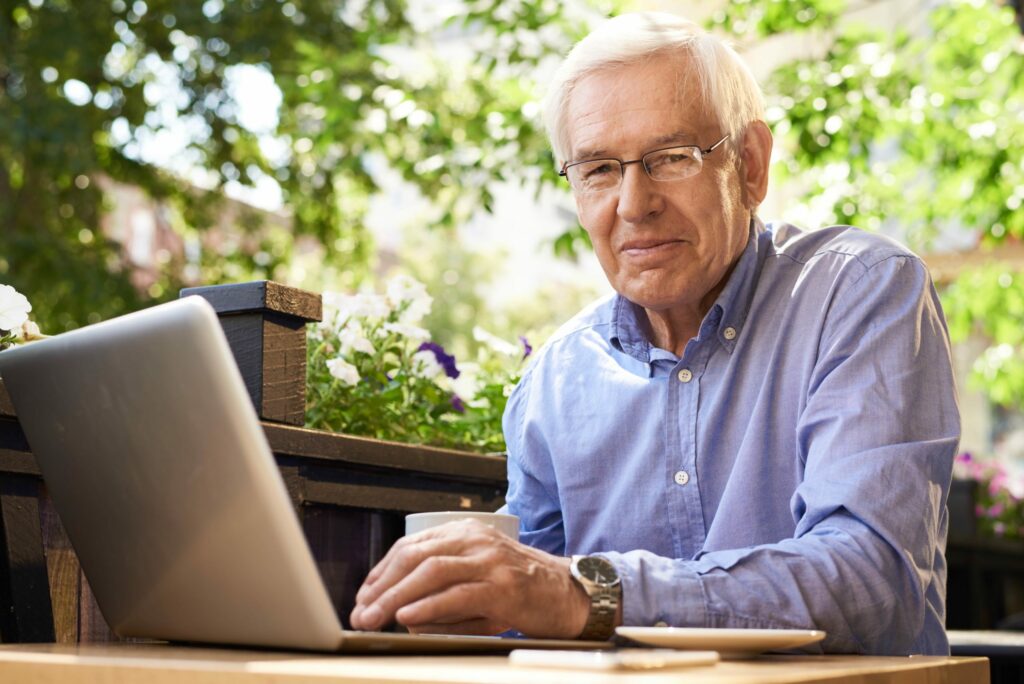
top-left (569, 554), bottom-right (621, 640)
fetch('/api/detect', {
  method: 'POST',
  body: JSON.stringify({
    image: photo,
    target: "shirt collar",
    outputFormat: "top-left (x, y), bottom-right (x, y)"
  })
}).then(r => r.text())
top-left (710, 216), bottom-right (765, 354)
top-left (609, 216), bottom-right (766, 363)
top-left (610, 295), bottom-right (655, 364)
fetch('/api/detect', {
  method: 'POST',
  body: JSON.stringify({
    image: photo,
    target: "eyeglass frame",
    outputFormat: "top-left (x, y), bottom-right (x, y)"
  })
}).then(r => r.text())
top-left (558, 134), bottom-right (731, 193)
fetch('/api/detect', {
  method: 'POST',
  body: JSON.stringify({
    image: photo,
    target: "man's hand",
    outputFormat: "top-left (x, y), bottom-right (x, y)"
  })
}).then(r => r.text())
top-left (349, 519), bottom-right (590, 638)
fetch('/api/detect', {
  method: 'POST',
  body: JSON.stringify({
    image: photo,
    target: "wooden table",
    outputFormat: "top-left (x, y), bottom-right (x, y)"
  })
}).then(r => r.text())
top-left (0, 644), bottom-right (989, 683)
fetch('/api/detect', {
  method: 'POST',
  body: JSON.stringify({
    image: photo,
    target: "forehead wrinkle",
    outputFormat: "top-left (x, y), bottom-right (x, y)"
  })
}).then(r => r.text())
top-left (573, 129), bottom-right (699, 162)
top-left (651, 130), bottom-right (699, 147)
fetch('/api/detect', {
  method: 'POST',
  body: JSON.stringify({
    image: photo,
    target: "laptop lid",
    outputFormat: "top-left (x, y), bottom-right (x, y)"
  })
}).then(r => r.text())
top-left (0, 297), bottom-right (346, 650)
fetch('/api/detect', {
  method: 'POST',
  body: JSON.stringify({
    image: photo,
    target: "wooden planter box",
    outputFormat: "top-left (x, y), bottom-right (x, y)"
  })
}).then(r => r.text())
top-left (0, 281), bottom-right (508, 644)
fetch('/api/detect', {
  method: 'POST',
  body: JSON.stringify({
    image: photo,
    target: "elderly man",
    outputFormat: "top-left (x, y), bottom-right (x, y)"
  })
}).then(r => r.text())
top-left (350, 12), bottom-right (959, 655)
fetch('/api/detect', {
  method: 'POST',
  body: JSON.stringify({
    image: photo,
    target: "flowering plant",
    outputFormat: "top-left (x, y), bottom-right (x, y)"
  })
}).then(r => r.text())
top-left (0, 284), bottom-right (42, 350)
top-left (305, 275), bottom-right (529, 454)
top-left (954, 451), bottom-right (1024, 539)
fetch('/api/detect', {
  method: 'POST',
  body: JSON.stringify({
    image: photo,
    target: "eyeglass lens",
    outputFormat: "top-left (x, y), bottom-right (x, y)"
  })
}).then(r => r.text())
top-left (567, 146), bottom-right (704, 193)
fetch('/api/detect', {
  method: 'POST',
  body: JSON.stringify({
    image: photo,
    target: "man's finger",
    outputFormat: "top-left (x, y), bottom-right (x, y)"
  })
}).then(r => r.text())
top-left (357, 520), bottom-right (498, 605)
top-left (393, 580), bottom-right (497, 629)
top-left (352, 554), bottom-right (483, 630)
top-left (360, 523), bottom-right (459, 586)
top-left (355, 534), bottom-right (463, 606)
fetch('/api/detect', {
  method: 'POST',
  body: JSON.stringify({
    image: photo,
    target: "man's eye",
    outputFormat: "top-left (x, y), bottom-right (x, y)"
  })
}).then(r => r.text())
top-left (649, 151), bottom-right (693, 169)
top-left (583, 162), bottom-right (616, 179)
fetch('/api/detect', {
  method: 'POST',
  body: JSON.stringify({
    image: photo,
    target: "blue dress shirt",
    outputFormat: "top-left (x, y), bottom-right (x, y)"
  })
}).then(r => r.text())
top-left (503, 219), bottom-right (959, 655)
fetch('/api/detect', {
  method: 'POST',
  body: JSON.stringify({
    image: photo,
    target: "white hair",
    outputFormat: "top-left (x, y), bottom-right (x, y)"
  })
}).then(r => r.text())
top-left (542, 12), bottom-right (765, 164)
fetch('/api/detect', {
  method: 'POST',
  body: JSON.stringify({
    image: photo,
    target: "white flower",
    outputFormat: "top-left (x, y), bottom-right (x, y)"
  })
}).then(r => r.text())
top-left (326, 357), bottom-right (360, 386)
top-left (322, 291), bottom-right (391, 331)
top-left (17, 320), bottom-right (42, 341)
top-left (411, 349), bottom-right (445, 380)
top-left (386, 274), bottom-right (428, 306)
top-left (0, 284), bottom-right (31, 332)
top-left (350, 292), bottom-right (391, 319)
top-left (386, 274), bottom-right (432, 324)
top-left (382, 321), bottom-right (430, 342)
top-left (452, 361), bottom-right (481, 400)
top-left (337, 321), bottom-right (375, 356)
top-left (473, 326), bottom-right (520, 356)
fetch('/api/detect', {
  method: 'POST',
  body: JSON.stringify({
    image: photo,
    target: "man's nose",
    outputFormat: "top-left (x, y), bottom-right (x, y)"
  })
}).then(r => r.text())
top-left (616, 162), bottom-right (663, 224)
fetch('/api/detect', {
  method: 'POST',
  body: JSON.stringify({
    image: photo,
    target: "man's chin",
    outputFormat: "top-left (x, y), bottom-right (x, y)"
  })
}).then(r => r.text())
top-left (614, 279), bottom-right (691, 312)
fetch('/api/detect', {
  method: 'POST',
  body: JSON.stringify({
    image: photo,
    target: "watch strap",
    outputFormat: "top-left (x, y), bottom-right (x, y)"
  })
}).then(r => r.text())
top-left (572, 555), bottom-right (621, 641)
top-left (578, 582), bottom-right (619, 640)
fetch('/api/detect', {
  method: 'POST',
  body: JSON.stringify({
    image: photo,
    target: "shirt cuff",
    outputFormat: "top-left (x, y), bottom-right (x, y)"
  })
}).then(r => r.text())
top-left (598, 550), bottom-right (707, 627)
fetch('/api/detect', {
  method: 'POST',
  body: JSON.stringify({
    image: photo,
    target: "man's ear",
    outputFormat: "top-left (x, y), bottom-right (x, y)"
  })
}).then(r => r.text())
top-left (739, 120), bottom-right (773, 209)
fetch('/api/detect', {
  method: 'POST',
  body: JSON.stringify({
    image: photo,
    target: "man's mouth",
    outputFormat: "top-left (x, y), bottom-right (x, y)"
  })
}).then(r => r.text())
top-left (620, 239), bottom-right (684, 258)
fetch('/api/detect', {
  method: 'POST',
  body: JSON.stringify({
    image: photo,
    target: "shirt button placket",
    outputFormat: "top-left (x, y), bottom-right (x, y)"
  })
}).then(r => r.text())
top-left (673, 357), bottom-right (705, 556)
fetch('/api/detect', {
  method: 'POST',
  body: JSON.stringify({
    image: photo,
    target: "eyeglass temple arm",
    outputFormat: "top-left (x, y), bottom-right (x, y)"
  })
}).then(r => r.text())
top-left (701, 134), bottom-right (730, 155)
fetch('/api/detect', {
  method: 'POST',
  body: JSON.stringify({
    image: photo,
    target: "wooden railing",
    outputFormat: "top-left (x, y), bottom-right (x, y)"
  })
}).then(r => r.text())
top-left (0, 281), bottom-right (507, 643)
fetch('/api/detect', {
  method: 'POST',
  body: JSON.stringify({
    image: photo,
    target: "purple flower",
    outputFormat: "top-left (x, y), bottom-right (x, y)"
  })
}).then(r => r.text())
top-left (417, 341), bottom-right (460, 379)
top-left (519, 335), bottom-right (532, 360)
top-left (450, 394), bottom-right (466, 413)
top-left (955, 452), bottom-right (973, 464)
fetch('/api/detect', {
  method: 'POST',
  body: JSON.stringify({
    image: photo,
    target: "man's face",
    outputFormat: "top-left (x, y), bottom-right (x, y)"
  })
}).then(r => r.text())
top-left (566, 56), bottom-right (755, 314)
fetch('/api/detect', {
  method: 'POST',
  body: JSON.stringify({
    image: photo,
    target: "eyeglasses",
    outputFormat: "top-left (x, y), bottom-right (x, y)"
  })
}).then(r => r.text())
top-left (559, 135), bottom-right (730, 194)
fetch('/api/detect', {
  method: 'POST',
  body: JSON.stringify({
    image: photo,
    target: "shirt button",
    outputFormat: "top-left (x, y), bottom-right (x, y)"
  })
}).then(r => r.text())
top-left (676, 369), bottom-right (693, 383)
top-left (673, 470), bottom-right (690, 486)
top-left (723, 327), bottom-right (737, 340)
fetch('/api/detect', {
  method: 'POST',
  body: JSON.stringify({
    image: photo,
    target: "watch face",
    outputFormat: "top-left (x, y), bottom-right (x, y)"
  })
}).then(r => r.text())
top-left (576, 556), bottom-right (619, 586)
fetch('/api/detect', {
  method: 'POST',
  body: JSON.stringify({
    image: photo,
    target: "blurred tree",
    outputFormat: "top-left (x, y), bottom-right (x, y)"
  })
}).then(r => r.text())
top-left (13, 0), bottom-right (1018, 409)
top-left (711, 0), bottom-right (1022, 246)
top-left (708, 0), bottom-right (1024, 412)
top-left (943, 266), bottom-right (1024, 409)
top-left (0, 0), bottom-right (605, 333)
top-left (401, 222), bottom-right (602, 361)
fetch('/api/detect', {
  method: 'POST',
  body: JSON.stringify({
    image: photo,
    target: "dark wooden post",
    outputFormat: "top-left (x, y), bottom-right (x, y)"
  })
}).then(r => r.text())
top-left (180, 281), bottom-right (322, 426)
top-left (0, 384), bottom-right (55, 643)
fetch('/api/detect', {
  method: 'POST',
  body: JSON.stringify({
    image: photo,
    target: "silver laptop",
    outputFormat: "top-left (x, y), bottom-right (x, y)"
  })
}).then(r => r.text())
top-left (0, 296), bottom-right (609, 653)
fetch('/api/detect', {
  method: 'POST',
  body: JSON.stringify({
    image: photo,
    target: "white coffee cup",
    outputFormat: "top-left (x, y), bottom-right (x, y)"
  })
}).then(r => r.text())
top-left (405, 511), bottom-right (520, 540)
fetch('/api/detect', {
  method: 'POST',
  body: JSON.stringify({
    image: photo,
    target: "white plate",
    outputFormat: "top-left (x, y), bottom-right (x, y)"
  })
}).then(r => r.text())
top-left (615, 627), bottom-right (826, 658)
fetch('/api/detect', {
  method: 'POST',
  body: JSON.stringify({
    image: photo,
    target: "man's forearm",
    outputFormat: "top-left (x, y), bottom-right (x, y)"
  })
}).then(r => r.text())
top-left (599, 506), bottom-right (943, 655)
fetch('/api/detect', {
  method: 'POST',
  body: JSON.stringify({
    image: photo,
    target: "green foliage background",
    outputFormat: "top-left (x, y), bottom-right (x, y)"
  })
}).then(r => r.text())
top-left (1, 0), bottom-right (602, 334)
top-left (2, 0), bottom-right (1023, 418)
top-left (710, 0), bottom-right (1024, 415)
